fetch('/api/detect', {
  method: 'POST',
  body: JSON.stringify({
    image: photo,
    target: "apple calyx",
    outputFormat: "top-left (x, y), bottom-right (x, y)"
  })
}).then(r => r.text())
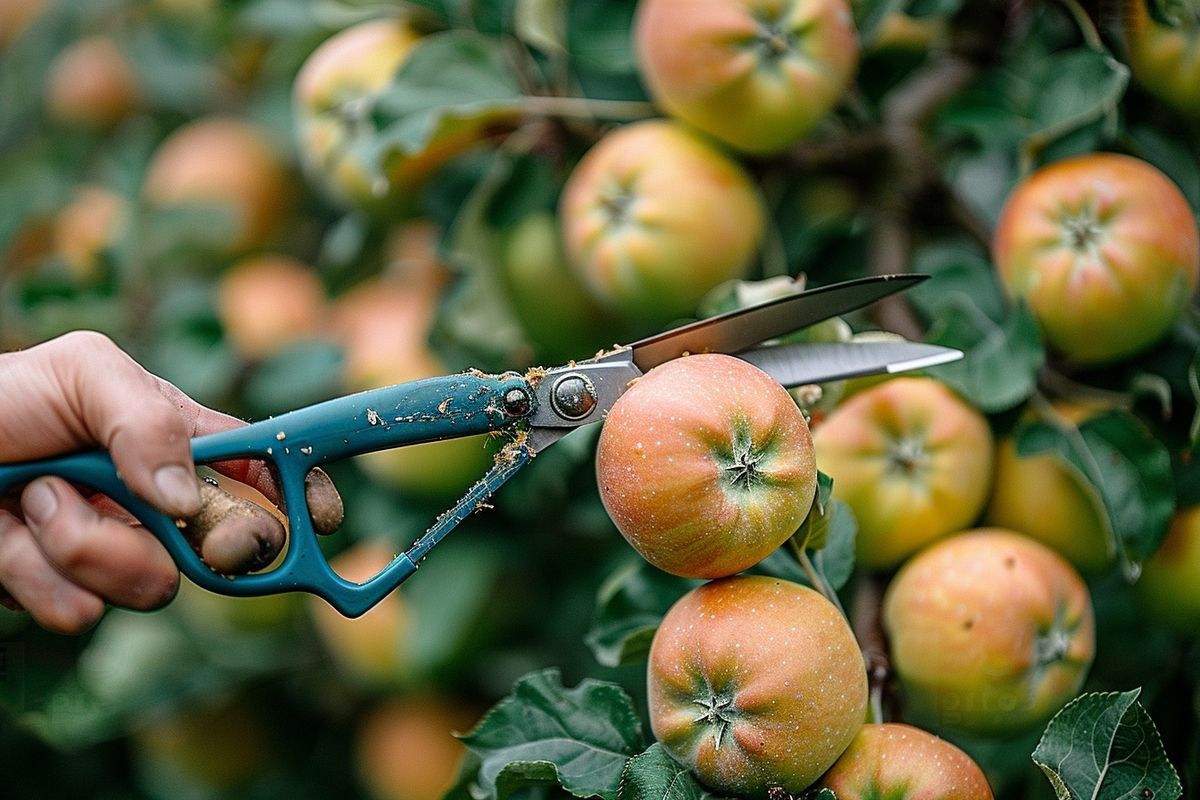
top-left (691, 691), bottom-right (738, 749)
top-left (1060, 207), bottom-right (1107, 256)
top-left (886, 436), bottom-right (930, 477)
top-left (599, 185), bottom-right (636, 227)
top-left (719, 434), bottom-right (766, 490)
top-left (752, 17), bottom-right (798, 62)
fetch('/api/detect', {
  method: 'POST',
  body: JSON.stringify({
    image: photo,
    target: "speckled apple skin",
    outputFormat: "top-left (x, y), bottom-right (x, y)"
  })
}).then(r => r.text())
top-left (883, 530), bottom-right (1095, 737)
top-left (812, 378), bottom-right (993, 570)
top-left (993, 153), bottom-right (1199, 364)
top-left (648, 576), bottom-right (868, 795)
top-left (597, 353), bottom-right (816, 579)
top-left (820, 723), bottom-right (993, 800)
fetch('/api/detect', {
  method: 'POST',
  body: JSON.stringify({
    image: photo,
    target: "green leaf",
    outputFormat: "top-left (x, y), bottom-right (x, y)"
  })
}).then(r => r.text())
top-left (1031, 689), bottom-right (1181, 800)
top-left (460, 668), bottom-right (645, 800)
top-left (618, 744), bottom-right (705, 800)
top-left (908, 241), bottom-right (1006, 323)
top-left (586, 561), bottom-right (699, 668)
top-left (794, 471), bottom-right (836, 550)
top-left (515, 0), bottom-right (566, 55)
top-left (925, 298), bottom-right (1045, 413)
top-left (1024, 49), bottom-right (1128, 150)
top-left (852, 0), bottom-right (907, 45)
top-left (812, 500), bottom-right (857, 591)
top-left (372, 31), bottom-right (521, 161)
top-left (243, 340), bottom-right (345, 417)
top-left (1189, 350), bottom-right (1200, 449)
top-left (1017, 410), bottom-right (1175, 568)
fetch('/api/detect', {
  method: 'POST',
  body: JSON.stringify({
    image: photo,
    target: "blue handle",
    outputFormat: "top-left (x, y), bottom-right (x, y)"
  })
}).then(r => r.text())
top-left (0, 371), bottom-right (536, 617)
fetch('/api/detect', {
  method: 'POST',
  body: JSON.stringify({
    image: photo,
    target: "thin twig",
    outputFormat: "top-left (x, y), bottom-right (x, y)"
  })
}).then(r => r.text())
top-left (520, 96), bottom-right (657, 122)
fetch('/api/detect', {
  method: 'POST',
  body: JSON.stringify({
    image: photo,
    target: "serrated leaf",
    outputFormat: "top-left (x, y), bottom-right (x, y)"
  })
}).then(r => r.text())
top-left (925, 297), bottom-right (1044, 413)
top-left (586, 561), bottom-right (699, 668)
top-left (1017, 410), bottom-right (1174, 568)
top-left (372, 31), bottom-right (521, 160)
top-left (1032, 689), bottom-right (1181, 800)
top-left (618, 743), bottom-right (704, 800)
top-left (460, 669), bottom-right (645, 800)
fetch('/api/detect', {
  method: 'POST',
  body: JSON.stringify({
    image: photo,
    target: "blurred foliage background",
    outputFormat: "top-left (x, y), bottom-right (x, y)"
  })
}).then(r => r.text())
top-left (1, 0), bottom-right (1200, 798)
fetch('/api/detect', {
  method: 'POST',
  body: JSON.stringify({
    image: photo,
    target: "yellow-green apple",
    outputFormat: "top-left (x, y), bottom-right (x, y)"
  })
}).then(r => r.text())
top-left (994, 152), bottom-right (1199, 364)
top-left (1136, 505), bottom-right (1200, 636)
top-left (812, 377), bottom-right (993, 570)
top-left (819, 723), bottom-right (993, 799)
top-left (355, 696), bottom-right (477, 800)
top-left (560, 119), bottom-right (764, 321)
top-left (883, 529), bottom-right (1095, 737)
top-left (217, 254), bottom-right (327, 360)
top-left (1125, 1), bottom-right (1200, 117)
top-left (648, 575), bottom-right (867, 794)
top-left (53, 185), bottom-right (128, 281)
top-left (634, 0), bottom-right (859, 154)
top-left (142, 116), bottom-right (290, 254)
top-left (44, 36), bottom-right (139, 128)
top-left (293, 19), bottom-right (511, 214)
top-left (309, 541), bottom-right (412, 688)
top-left (597, 353), bottom-right (816, 578)
top-left (502, 210), bottom-right (625, 362)
top-left (985, 403), bottom-right (1113, 573)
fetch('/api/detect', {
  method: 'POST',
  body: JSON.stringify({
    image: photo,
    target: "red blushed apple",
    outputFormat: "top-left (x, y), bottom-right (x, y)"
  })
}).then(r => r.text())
top-left (596, 353), bottom-right (816, 579)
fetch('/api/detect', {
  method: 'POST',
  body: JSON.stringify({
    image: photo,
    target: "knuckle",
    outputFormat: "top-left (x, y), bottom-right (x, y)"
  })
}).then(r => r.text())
top-left (56, 329), bottom-right (120, 358)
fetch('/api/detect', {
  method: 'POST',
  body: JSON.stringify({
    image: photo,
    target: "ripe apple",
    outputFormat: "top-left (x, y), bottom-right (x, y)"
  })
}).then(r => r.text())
top-left (44, 36), bottom-right (139, 128)
top-left (994, 152), bottom-right (1199, 364)
top-left (819, 723), bottom-right (993, 799)
top-left (560, 120), bottom-right (765, 321)
top-left (812, 377), bottom-right (993, 570)
top-left (1136, 505), bottom-right (1200, 636)
top-left (355, 696), bottom-right (477, 800)
top-left (648, 575), bottom-right (867, 795)
top-left (1125, 2), bottom-right (1200, 117)
top-left (53, 185), bottom-right (128, 281)
top-left (502, 210), bottom-right (625, 363)
top-left (217, 254), bottom-right (327, 360)
top-left (984, 403), bottom-right (1113, 573)
top-left (293, 19), bottom-right (510, 214)
top-left (142, 116), bottom-right (290, 255)
top-left (596, 353), bottom-right (816, 579)
top-left (883, 529), bottom-right (1095, 737)
top-left (309, 541), bottom-right (412, 688)
top-left (634, 0), bottom-right (859, 154)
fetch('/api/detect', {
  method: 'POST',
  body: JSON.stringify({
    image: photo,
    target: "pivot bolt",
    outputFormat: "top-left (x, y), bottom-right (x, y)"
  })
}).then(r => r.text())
top-left (550, 373), bottom-right (598, 421)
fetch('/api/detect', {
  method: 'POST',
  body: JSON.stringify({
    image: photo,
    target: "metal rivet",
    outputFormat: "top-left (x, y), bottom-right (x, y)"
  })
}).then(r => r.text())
top-left (550, 373), bottom-right (597, 421)
top-left (502, 387), bottom-right (532, 417)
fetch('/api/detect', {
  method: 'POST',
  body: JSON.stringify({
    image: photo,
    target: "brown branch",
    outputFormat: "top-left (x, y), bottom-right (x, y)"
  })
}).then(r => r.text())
top-left (852, 574), bottom-right (892, 724)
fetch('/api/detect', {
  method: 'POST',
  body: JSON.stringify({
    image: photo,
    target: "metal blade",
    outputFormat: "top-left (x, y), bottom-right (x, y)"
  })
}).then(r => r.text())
top-left (626, 274), bottom-right (927, 371)
top-left (736, 341), bottom-right (963, 388)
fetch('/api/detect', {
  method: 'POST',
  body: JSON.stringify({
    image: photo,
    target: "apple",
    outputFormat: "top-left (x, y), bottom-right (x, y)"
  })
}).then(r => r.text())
top-left (819, 723), bottom-right (993, 799)
top-left (502, 210), bottom-right (626, 363)
top-left (132, 698), bottom-right (271, 792)
top-left (648, 575), bottom-right (867, 795)
top-left (53, 185), bottom-right (128, 281)
top-left (883, 529), bottom-right (1095, 737)
top-left (984, 403), bottom-right (1114, 574)
top-left (0, 0), bottom-right (48, 49)
top-left (355, 696), bottom-right (477, 800)
top-left (1125, 2), bottom-right (1200, 118)
top-left (812, 377), bottom-right (994, 570)
top-left (596, 353), bottom-right (816, 579)
top-left (309, 541), bottom-right (412, 688)
top-left (560, 119), bottom-right (765, 322)
top-left (634, 0), bottom-right (859, 154)
top-left (994, 152), bottom-right (1199, 364)
top-left (44, 36), bottom-right (139, 128)
top-left (1136, 505), bottom-right (1200, 636)
top-left (217, 254), bottom-right (327, 360)
top-left (293, 19), bottom-right (510, 214)
top-left (142, 116), bottom-right (291, 255)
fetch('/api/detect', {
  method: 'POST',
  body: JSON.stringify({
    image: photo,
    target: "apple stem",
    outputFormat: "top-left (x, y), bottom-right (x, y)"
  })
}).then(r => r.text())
top-left (519, 96), bottom-right (657, 122)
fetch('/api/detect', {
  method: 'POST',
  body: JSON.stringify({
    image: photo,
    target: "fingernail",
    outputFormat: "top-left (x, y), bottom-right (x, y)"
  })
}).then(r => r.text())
top-left (23, 480), bottom-right (58, 529)
top-left (155, 465), bottom-right (202, 515)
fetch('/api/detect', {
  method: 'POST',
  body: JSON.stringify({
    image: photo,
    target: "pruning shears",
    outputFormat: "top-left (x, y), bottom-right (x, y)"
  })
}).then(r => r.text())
top-left (0, 275), bottom-right (959, 617)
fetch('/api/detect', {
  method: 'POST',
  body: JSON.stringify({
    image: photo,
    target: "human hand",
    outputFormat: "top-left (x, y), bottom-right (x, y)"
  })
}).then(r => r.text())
top-left (0, 331), bottom-right (342, 633)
